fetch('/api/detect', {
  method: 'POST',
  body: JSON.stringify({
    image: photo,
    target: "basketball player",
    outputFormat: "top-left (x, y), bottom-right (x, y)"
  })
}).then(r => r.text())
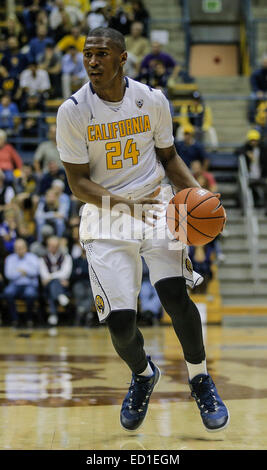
top-left (56, 27), bottom-right (229, 432)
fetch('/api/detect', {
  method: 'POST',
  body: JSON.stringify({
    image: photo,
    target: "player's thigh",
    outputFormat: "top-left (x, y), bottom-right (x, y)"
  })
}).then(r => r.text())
top-left (84, 239), bottom-right (142, 322)
top-left (141, 237), bottom-right (202, 288)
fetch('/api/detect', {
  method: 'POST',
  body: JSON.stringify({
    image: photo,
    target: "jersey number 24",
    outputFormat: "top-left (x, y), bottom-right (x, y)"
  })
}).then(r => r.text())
top-left (105, 139), bottom-right (140, 170)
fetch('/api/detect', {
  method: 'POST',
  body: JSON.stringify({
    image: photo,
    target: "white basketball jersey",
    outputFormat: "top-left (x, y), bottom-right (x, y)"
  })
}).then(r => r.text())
top-left (56, 77), bottom-right (174, 197)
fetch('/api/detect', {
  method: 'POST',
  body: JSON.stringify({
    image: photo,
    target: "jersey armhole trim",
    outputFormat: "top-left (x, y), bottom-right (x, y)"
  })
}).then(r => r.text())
top-left (68, 96), bottom-right (78, 105)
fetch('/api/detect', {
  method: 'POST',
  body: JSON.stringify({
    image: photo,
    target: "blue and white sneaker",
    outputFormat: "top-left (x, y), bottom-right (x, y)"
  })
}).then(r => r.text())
top-left (189, 374), bottom-right (230, 432)
top-left (120, 356), bottom-right (161, 431)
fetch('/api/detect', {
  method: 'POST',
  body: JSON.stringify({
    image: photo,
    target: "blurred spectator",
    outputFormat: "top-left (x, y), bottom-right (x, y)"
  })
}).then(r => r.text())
top-left (21, 0), bottom-right (47, 39)
top-left (39, 44), bottom-right (62, 98)
top-left (138, 59), bottom-right (169, 91)
top-left (38, 160), bottom-right (68, 195)
top-left (39, 235), bottom-right (72, 325)
top-left (140, 41), bottom-right (179, 78)
top-left (0, 94), bottom-right (19, 135)
top-left (235, 129), bottom-right (267, 207)
top-left (61, 45), bottom-right (87, 98)
top-left (125, 22), bottom-right (150, 76)
top-left (0, 66), bottom-right (21, 102)
top-left (34, 124), bottom-right (63, 173)
top-left (3, 238), bottom-right (40, 326)
top-left (70, 249), bottom-right (94, 325)
top-left (0, 169), bottom-right (15, 223)
top-left (28, 24), bottom-right (54, 64)
top-left (0, 35), bottom-right (6, 63)
top-left (0, 129), bottom-right (23, 182)
top-left (2, 14), bottom-right (27, 48)
top-left (108, 0), bottom-right (134, 36)
top-left (49, 0), bottom-right (74, 42)
top-left (35, 188), bottom-right (68, 241)
top-left (131, 1), bottom-right (150, 37)
top-left (0, 236), bottom-right (7, 297)
top-left (86, 1), bottom-right (109, 30)
top-left (1, 36), bottom-right (28, 79)
top-left (177, 91), bottom-right (219, 149)
top-left (18, 92), bottom-right (46, 150)
top-left (51, 178), bottom-right (71, 219)
top-left (64, 0), bottom-right (90, 14)
top-left (56, 26), bottom-right (86, 54)
top-left (249, 54), bottom-right (267, 123)
top-left (0, 207), bottom-right (18, 253)
top-left (255, 100), bottom-right (267, 135)
top-left (190, 160), bottom-right (217, 193)
top-left (19, 61), bottom-right (51, 97)
top-left (175, 124), bottom-right (209, 170)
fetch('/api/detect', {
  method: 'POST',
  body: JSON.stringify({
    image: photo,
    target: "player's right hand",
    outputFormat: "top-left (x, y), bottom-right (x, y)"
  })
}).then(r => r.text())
top-left (128, 197), bottom-right (164, 226)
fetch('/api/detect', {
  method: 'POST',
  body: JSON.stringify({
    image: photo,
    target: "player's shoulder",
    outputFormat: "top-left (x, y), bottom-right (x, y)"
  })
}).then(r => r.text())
top-left (57, 82), bottom-right (90, 116)
top-left (128, 77), bottom-right (168, 109)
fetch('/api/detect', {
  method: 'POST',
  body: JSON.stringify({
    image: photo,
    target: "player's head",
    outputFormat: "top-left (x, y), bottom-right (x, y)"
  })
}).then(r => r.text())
top-left (83, 27), bottom-right (127, 89)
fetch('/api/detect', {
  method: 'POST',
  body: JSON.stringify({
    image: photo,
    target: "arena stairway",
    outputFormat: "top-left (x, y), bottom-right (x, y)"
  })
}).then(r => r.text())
top-left (251, 0), bottom-right (267, 65)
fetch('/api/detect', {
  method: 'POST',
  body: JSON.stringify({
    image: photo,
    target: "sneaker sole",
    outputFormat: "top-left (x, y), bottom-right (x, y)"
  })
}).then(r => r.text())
top-left (203, 407), bottom-right (230, 433)
top-left (120, 365), bottom-right (161, 432)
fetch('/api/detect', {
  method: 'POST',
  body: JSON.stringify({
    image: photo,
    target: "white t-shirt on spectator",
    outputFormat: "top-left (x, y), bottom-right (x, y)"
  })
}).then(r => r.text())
top-left (20, 69), bottom-right (51, 93)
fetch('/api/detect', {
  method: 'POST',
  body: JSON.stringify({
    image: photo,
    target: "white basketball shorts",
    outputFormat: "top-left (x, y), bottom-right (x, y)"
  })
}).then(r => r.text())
top-left (83, 183), bottom-right (203, 322)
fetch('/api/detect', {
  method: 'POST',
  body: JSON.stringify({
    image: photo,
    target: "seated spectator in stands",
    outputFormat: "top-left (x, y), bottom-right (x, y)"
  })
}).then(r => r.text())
top-left (21, 0), bottom-right (46, 40)
top-left (1, 36), bottom-right (28, 79)
top-left (19, 61), bottom-right (51, 98)
top-left (0, 94), bottom-right (19, 135)
top-left (2, 14), bottom-right (27, 48)
top-left (86, 1), bottom-right (109, 30)
top-left (34, 124), bottom-right (63, 173)
top-left (131, 1), bottom-right (150, 37)
top-left (39, 44), bottom-right (62, 98)
top-left (125, 22), bottom-right (150, 76)
top-left (175, 124), bottom-right (209, 170)
top-left (189, 245), bottom-right (212, 294)
top-left (0, 235), bottom-right (7, 299)
top-left (28, 24), bottom-right (54, 64)
top-left (0, 169), bottom-right (15, 225)
top-left (177, 91), bottom-right (218, 150)
top-left (50, 0), bottom-right (83, 39)
top-left (56, 26), bottom-right (86, 54)
top-left (0, 66), bottom-right (21, 103)
top-left (190, 160), bottom-right (217, 193)
top-left (235, 129), bottom-right (267, 207)
top-left (39, 235), bottom-right (72, 325)
top-left (3, 238), bottom-right (40, 326)
top-left (140, 41), bottom-right (179, 78)
top-left (61, 45), bottom-right (87, 99)
top-left (249, 54), bottom-right (267, 123)
top-left (0, 35), bottom-right (6, 64)
top-left (18, 91), bottom-right (46, 150)
top-left (255, 100), bottom-right (267, 135)
top-left (0, 207), bottom-right (17, 254)
top-left (35, 188), bottom-right (68, 242)
top-left (51, 179), bottom-right (71, 220)
top-left (70, 249), bottom-right (94, 325)
top-left (38, 160), bottom-right (68, 195)
top-left (138, 59), bottom-right (169, 92)
top-left (108, 0), bottom-right (134, 35)
top-left (0, 129), bottom-right (23, 182)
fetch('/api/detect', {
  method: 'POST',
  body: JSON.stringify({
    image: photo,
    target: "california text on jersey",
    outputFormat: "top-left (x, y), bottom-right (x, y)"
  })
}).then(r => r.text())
top-left (87, 115), bottom-right (151, 141)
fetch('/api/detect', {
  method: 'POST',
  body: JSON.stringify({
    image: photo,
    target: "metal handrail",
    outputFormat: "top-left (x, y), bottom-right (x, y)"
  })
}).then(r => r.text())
top-left (238, 155), bottom-right (260, 293)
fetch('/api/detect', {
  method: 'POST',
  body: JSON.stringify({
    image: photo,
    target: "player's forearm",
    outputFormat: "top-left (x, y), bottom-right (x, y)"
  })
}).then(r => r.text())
top-left (165, 154), bottom-right (200, 190)
top-left (70, 176), bottom-right (131, 209)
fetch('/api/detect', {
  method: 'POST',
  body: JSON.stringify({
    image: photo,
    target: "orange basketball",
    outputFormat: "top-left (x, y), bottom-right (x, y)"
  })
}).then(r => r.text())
top-left (166, 187), bottom-right (226, 246)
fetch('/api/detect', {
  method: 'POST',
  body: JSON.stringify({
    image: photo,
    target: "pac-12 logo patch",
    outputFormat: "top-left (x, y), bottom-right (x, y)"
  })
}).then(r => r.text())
top-left (95, 295), bottom-right (105, 313)
top-left (135, 99), bottom-right (144, 108)
top-left (185, 258), bottom-right (193, 274)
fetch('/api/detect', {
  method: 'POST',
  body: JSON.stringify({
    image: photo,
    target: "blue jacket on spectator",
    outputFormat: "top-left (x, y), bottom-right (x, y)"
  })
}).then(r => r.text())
top-left (2, 52), bottom-right (28, 78)
top-left (28, 37), bottom-right (54, 64)
top-left (174, 139), bottom-right (207, 168)
top-left (250, 67), bottom-right (267, 93)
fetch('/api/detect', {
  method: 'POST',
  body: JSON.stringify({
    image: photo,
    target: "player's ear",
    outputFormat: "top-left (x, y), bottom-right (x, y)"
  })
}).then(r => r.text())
top-left (120, 51), bottom-right (127, 67)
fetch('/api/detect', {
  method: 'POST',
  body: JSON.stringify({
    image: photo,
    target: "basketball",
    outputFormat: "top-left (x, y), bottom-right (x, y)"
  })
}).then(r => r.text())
top-left (166, 187), bottom-right (226, 246)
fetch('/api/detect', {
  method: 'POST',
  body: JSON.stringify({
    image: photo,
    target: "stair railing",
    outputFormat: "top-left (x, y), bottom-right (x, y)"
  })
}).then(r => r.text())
top-left (238, 155), bottom-right (260, 293)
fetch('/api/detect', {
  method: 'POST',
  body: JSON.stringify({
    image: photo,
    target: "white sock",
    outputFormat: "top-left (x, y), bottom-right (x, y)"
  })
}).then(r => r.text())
top-left (138, 362), bottom-right (154, 377)
top-left (186, 359), bottom-right (208, 381)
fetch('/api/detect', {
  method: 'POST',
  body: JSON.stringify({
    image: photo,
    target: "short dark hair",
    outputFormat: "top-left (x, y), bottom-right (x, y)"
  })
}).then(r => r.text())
top-left (86, 27), bottom-right (126, 52)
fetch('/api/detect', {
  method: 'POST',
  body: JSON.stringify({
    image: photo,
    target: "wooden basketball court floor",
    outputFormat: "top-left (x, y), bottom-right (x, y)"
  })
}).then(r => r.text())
top-left (0, 323), bottom-right (267, 451)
